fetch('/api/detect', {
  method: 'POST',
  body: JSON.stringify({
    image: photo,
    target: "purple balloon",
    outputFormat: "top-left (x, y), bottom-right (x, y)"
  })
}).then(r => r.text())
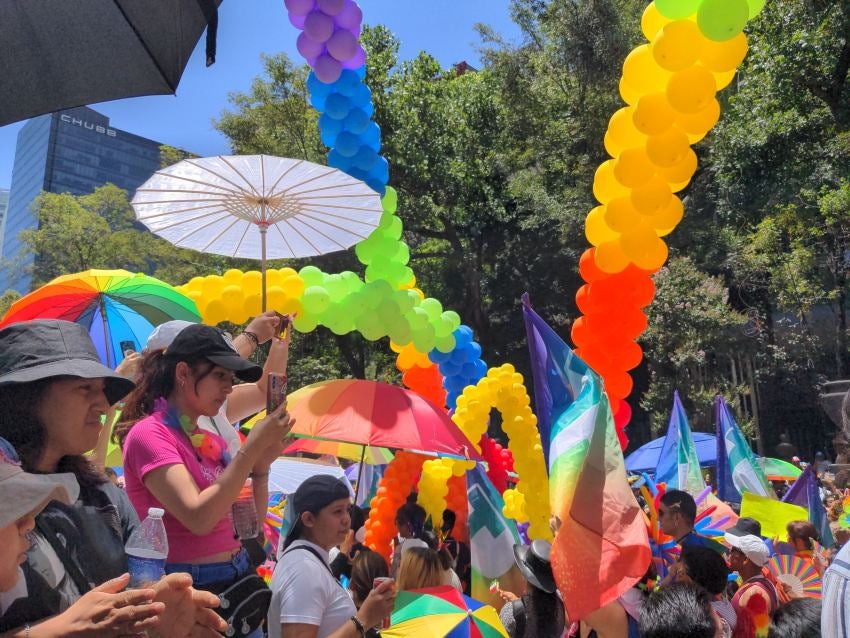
top-left (313, 53), bottom-right (343, 83)
top-left (288, 12), bottom-right (307, 29)
top-left (296, 32), bottom-right (325, 60)
top-left (341, 45), bottom-right (366, 70)
top-left (284, 0), bottom-right (315, 16)
top-left (326, 29), bottom-right (358, 62)
top-left (335, 0), bottom-right (363, 31)
top-left (304, 10), bottom-right (335, 43)
top-left (316, 0), bottom-right (346, 16)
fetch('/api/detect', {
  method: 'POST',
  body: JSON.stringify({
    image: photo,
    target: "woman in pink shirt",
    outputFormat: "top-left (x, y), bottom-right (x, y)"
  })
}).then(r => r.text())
top-left (114, 324), bottom-right (293, 598)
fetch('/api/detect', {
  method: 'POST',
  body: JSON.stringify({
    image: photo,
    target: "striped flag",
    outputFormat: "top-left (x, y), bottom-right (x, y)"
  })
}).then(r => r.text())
top-left (655, 391), bottom-right (705, 496)
top-left (467, 464), bottom-right (521, 601)
top-left (715, 396), bottom-right (772, 502)
top-left (523, 298), bottom-right (650, 621)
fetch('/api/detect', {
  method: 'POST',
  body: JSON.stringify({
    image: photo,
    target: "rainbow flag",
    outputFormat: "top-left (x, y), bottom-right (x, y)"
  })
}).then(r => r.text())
top-left (523, 298), bottom-right (650, 621)
top-left (655, 391), bottom-right (705, 496)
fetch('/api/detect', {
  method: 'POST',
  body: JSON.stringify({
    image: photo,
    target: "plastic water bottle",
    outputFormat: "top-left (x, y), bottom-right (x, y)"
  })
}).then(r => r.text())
top-left (126, 507), bottom-right (168, 588)
top-left (231, 479), bottom-right (258, 539)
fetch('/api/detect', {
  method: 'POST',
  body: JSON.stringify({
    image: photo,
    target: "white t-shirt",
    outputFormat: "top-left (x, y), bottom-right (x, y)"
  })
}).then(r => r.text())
top-left (268, 540), bottom-right (357, 638)
top-left (198, 400), bottom-right (241, 458)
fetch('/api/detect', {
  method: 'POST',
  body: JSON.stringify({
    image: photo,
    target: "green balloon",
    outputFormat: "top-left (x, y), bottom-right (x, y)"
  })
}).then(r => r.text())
top-left (406, 307), bottom-right (430, 331)
top-left (388, 319), bottom-right (412, 345)
top-left (420, 298), bottom-right (443, 320)
top-left (697, 0), bottom-right (748, 41)
top-left (745, 0), bottom-right (764, 18)
top-left (382, 186), bottom-right (398, 214)
top-left (324, 274), bottom-right (348, 301)
top-left (302, 286), bottom-right (331, 315)
top-left (655, 0), bottom-right (702, 19)
top-left (434, 333), bottom-right (456, 353)
top-left (441, 310), bottom-right (461, 331)
top-left (292, 312), bottom-right (318, 333)
top-left (395, 289), bottom-right (418, 315)
top-left (412, 326), bottom-right (436, 353)
top-left (298, 265), bottom-right (325, 288)
top-left (355, 238), bottom-right (378, 265)
top-left (433, 317), bottom-right (454, 338)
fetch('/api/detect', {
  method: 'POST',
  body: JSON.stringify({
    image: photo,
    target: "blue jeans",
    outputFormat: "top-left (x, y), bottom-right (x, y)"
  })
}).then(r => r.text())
top-left (166, 548), bottom-right (263, 638)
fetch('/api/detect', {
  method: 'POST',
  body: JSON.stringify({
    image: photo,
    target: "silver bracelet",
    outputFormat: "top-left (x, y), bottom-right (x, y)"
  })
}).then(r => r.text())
top-left (24, 623), bottom-right (30, 638)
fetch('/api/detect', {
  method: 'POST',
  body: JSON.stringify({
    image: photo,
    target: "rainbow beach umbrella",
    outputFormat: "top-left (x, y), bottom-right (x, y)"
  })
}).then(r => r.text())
top-left (0, 269), bottom-right (200, 366)
top-left (382, 586), bottom-right (508, 638)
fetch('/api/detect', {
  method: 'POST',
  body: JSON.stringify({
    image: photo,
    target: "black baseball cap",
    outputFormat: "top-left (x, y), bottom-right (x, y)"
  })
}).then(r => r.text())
top-left (283, 475), bottom-right (352, 549)
top-left (0, 319), bottom-right (135, 405)
top-left (725, 516), bottom-right (762, 538)
top-left (165, 324), bottom-right (262, 383)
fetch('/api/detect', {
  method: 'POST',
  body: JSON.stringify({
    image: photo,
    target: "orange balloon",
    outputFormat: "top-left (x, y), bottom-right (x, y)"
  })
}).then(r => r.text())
top-left (604, 371), bottom-right (634, 400)
top-left (646, 126), bottom-right (691, 168)
top-left (652, 20), bottom-right (703, 71)
top-left (570, 317), bottom-right (591, 347)
top-left (633, 93), bottom-right (676, 136)
top-left (579, 248), bottom-right (607, 283)
top-left (593, 161), bottom-right (631, 204)
top-left (595, 240), bottom-right (631, 274)
top-left (667, 64), bottom-right (717, 114)
top-left (604, 197), bottom-right (642, 233)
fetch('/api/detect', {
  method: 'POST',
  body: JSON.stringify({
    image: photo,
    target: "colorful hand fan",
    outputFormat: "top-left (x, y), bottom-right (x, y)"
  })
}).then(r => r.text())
top-left (766, 554), bottom-right (822, 599)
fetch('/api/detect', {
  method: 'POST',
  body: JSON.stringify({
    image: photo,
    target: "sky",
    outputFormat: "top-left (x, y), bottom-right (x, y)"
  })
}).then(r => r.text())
top-left (0, 1), bottom-right (523, 190)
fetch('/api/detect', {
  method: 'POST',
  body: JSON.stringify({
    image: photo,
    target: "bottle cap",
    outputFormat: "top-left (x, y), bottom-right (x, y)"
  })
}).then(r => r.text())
top-left (148, 507), bottom-right (165, 518)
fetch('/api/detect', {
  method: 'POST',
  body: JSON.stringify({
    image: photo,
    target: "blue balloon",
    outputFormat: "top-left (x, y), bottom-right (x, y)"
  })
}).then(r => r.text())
top-left (353, 145), bottom-right (378, 172)
top-left (469, 342), bottom-right (482, 359)
top-left (428, 349), bottom-right (452, 364)
top-left (353, 65), bottom-right (366, 80)
top-left (366, 179), bottom-right (386, 196)
top-left (473, 359), bottom-right (488, 377)
top-left (446, 376), bottom-right (467, 392)
top-left (346, 166), bottom-right (367, 181)
top-left (335, 131), bottom-right (361, 157)
top-left (334, 70), bottom-right (362, 97)
top-left (310, 92), bottom-right (328, 112)
top-left (449, 348), bottom-right (467, 365)
top-left (461, 362), bottom-right (478, 378)
top-left (307, 72), bottom-right (334, 97)
top-left (454, 326), bottom-right (474, 347)
top-left (319, 114), bottom-right (343, 147)
top-left (344, 108), bottom-right (371, 135)
top-left (325, 93), bottom-right (352, 120)
top-left (351, 83), bottom-right (372, 107)
top-left (370, 156), bottom-right (390, 183)
top-left (328, 149), bottom-right (354, 171)
top-left (441, 361), bottom-right (461, 377)
top-left (362, 122), bottom-right (381, 152)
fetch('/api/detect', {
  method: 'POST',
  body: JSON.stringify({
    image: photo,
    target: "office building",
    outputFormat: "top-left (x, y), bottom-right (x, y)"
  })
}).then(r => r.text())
top-left (0, 189), bottom-right (8, 239)
top-left (1, 106), bottom-right (170, 293)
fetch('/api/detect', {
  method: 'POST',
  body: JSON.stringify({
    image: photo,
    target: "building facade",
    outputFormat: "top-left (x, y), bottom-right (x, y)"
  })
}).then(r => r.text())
top-left (1, 106), bottom-right (167, 293)
top-left (0, 189), bottom-right (9, 237)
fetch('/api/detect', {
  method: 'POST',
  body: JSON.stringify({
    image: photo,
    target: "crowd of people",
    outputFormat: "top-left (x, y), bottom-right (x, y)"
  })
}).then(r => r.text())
top-left (0, 314), bottom-right (847, 637)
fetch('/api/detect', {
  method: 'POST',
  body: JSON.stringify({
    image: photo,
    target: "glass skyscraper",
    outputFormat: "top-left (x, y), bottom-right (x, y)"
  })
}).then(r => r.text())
top-left (1, 106), bottom-right (169, 293)
top-left (0, 189), bottom-right (9, 237)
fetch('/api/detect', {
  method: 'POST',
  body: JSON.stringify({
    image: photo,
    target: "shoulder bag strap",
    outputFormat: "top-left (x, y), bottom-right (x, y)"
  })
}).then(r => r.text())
top-left (281, 545), bottom-right (336, 580)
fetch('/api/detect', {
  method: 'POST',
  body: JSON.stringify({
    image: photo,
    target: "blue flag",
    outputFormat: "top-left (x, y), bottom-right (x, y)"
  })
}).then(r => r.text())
top-left (656, 391), bottom-right (705, 495)
top-left (715, 396), bottom-right (772, 503)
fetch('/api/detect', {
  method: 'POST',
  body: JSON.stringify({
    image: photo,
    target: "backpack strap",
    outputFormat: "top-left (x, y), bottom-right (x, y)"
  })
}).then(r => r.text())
top-left (281, 544), bottom-right (336, 580)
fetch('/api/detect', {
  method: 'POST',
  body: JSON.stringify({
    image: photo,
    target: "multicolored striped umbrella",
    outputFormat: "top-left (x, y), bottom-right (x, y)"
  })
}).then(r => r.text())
top-left (766, 554), bottom-right (822, 599)
top-left (382, 586), bottom-right (508, 638)
top-left (284, 437), bottom-right (394, 465)
top-left (0, 269), bottom-right (200, 366)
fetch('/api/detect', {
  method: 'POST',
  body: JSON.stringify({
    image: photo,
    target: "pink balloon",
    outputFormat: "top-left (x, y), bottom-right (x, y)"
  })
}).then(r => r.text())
top-left (335, 0), bottom-right (363, 30)
top-left (326, 28), bottom-right (358, 62)
top-left (284, 0), bottom-right (315, 16)
top-left (317, 0), bottom-right (346, 16)
top-left (288, 12), bottom-right (307, 29)
top-left (297, 32), bottom-right (325, 59)
top-left (313, 54), bottom-right (342, 83)
top-left (304, 10), bottom-right (335, 43)
top-left (341, 45), bottom-right (366, 70)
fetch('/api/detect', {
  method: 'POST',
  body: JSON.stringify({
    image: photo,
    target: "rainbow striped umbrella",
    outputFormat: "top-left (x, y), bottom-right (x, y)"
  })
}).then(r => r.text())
top-left (0, 269), bottom-right (200, 366)
top-left (382, 586), bottom-right (508, 638)
top-left (766, 554), bottom-right (822, 599)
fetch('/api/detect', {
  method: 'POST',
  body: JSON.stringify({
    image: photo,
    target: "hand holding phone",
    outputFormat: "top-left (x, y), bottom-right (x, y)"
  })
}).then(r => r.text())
top-left (266, 372), bottom-right (288, 414)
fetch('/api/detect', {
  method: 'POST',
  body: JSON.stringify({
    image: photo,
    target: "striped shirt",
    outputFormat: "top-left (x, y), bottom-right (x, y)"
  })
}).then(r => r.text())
top-left (822, 542), bottom-right (850, 638)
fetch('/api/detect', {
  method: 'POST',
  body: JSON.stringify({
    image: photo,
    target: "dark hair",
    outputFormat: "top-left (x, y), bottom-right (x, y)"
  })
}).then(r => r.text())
top-left (681, 545), bottom-right (730, 595)
top-left (442, 508), bottom-right (457, 532)
top-left (768, 598), bottom-right (821, 638)
top-left (420, 530), bottom-right (454, 571)
top-left (350, 504), bottom-right (367, 534)
top-left (349, 550), bottom-right (388, 608)
top-left (660, 489), bottom-right (697, 524)
top-left (395, 501), bottom-right (427, 538)
top-left (787, 520), bottom-right (820, 550)
top-left (639, 583), bottom-right (716, 638)
top-left (518, 587), bottom-right (566, 638)
top-left (0, 377), bottom-right (104, 489)
top-left (113, 349), bottom-right (215, 447)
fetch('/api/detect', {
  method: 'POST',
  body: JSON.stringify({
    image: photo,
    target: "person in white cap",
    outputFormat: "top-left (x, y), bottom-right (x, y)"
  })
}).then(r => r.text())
top-left (724, 533), bottom-right (778, 638)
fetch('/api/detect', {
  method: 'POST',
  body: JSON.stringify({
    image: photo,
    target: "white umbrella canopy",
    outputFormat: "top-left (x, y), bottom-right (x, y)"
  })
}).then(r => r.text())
top-left (131, 154), bottom-right (383, 307)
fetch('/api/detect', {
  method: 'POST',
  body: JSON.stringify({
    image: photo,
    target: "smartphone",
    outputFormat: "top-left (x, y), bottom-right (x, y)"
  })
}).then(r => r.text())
top-left (119, 340), bottom-right (136, 356)
top-left (275, 312), bottom-right (291, 338)
top-left (267, 372), bottom-right (288, 414)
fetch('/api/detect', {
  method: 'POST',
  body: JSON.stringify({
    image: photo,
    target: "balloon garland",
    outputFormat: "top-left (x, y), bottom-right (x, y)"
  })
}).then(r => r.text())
top-left (452, 364), bottom-right (551, 541)
top-left (363, 451), bottom-right (426, 562)
top-left (573, 0), bottom-right (760, 439)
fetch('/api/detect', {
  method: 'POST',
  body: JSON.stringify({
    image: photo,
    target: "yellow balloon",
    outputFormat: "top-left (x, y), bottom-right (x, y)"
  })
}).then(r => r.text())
top-left (713, 69), bottom-right (737, 90)
top-left (203, 299), bottom-right (228, 325)
top-left (595, 240), bottom-right (631, 274)
top-left (700, 32), bottom-right (748, 72)
top-left (641, 2), bottom-right (673, 41)
top-left (619, 77), bottom-right (642, 106)
top-left (265, 269), bottom-right (283, 288)
top-left (593, 160), bottom-right (630, 204)
top-left (280, 297), bottom-right (303, 317)
top-left (648, 195), bottom-right (684, 230)
top-left (631, 177), bottom-right (672, 215)
top-left (613, 148), bottom-right (656, 188)
top-left (635, 236), bottom-right (669, 271)
top-left (242, 271), bottom-right (263, 295)
top-left (633, 93), bottom-right (676, 135)
top-left (604, 197), bottom-right (642, 234)
top-left (201, 275), bottom-right (225, 299)
top-left (662, 148), bottom-right (698, 186)
top-left (652, 20), bottom-right (703, 71)
top-left (266, 286), bottom-right (286, 309)
top-left (646, 126), bottom-right (691, 168)
top-left (223, 269), bottom-right (243, 284)
top-left (585, 206), bottom-right (620, 246)
top-left (620, 224), bottom-right (660, 262)
top-left (243, 293), bottom-right (262, 317)
top-left (606, 107), bottom-right (647, 156)
top-left (676, 98), bottom-right (721, 141)
top-left (667, 64), bottom-right (717, 114)
top-left (221, 285), bottom-right (244, 308)
top-left (281, 275), bottom-right (306, 298)
top-left (623, 45), bottom-right (672, 95)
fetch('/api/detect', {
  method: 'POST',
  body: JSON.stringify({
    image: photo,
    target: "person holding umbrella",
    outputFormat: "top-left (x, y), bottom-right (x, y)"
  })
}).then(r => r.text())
top-left (0, 320), bottom-right (227, 637)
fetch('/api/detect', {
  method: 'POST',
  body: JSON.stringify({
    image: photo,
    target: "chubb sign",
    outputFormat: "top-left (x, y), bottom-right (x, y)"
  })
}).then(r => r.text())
top-left (60, 114), bottom-right (117, 137)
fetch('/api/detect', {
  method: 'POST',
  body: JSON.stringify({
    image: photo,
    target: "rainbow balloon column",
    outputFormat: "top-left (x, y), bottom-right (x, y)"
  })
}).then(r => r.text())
top-left (573, 0), bottom-right (760, 441)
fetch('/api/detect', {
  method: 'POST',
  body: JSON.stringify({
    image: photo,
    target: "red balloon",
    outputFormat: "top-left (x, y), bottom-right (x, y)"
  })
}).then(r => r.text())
top-left (579, 248), bottom-right (608, 283)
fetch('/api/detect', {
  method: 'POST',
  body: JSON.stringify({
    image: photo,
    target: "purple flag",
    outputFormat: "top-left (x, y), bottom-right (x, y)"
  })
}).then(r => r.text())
top-left (782, 463), bottom-right (834, 547)
top-left (782, 464), bottom-right (814, 507)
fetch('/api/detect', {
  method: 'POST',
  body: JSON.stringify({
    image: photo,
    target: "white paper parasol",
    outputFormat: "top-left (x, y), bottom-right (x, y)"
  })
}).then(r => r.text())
top-left (131, 154), bottom-right (383, 309)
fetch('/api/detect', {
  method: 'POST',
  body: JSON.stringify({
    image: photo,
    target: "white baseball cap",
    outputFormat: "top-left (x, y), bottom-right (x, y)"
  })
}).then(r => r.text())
top-left (144, 320), bottom-right (196, 352)
top-left (724, 533), bottom-right (770, 567)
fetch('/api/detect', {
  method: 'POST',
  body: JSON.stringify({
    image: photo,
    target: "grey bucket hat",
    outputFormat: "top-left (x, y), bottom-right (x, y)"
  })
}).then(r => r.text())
top-left (0, 319), bottom-right (135, 405)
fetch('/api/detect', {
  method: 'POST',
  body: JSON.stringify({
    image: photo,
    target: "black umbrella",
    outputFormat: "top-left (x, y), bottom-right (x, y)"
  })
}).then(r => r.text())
top-left (0, 0), bottom-right (222, 127)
